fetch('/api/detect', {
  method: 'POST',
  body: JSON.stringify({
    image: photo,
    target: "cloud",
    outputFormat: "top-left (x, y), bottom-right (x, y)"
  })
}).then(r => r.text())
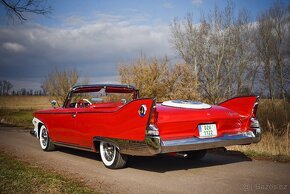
top-left (0, 15), bottom-right (176, 90)
top-left (163, 2), bottom-right (174, 9)
top-left (2, 42), bottom-right (26, 52)
top-left (192, 0), bottom-right (203, 5)
top-left (63, 16), bottom-right (86, 26)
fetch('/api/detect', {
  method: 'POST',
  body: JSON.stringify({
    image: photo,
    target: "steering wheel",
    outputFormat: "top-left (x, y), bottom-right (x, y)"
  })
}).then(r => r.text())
top-left (75, 98), bottom-right (92, 108)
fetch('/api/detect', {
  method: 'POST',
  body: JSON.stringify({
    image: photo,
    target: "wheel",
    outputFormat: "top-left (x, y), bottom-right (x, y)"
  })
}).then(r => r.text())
top-left (185, 149), bottom-right (207, 160)
top-left (99, 141), bottom-right (127, 169)
top-left (39, 125), bottom-right (55, 151)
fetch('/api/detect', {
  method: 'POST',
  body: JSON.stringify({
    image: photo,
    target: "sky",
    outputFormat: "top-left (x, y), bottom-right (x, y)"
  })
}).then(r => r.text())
top-left (0, 0), bottom-right (288, 91)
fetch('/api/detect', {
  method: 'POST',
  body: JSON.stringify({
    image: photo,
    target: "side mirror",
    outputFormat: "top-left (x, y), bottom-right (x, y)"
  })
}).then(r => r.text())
top-left (51, 100), bottom-right (59, 108)
top-left (121, 99), bottom-right (127, 104)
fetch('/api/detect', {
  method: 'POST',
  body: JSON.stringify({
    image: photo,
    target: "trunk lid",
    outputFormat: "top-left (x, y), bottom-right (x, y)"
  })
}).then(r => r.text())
top-left (155, 103), bottom-right (248, 141)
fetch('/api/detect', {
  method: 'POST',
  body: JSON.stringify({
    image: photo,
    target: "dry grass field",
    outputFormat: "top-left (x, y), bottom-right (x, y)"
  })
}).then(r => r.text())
top-left (0, 96), bottom-right (51, 110)
top-left (0, 96), bottom-right (51, 128)
top-left (0, 96), bottom-right (289, 161)
top-left (229, 131), bottom-right (289, 162)
top-left (229, 99), bottom-right (289, 161)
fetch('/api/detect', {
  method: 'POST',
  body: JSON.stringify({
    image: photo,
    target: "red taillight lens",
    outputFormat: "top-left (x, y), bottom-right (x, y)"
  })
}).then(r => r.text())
top-left (252, 102), bottom-right (258, 118)
top-left (150, 108), bottom-right (158, 125)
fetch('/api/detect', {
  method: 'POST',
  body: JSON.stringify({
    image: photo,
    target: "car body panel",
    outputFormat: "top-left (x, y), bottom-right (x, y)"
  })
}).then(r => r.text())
top-left (34, 97), bottom-right (154, 148)
top-left (155, 103), bottom-right (250, 141)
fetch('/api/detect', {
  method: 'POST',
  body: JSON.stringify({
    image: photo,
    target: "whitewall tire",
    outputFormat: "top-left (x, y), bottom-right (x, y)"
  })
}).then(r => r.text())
top-left (99, 141), bottom-right (127, 169)
top-left (39, 125), bottom-right (55, 151)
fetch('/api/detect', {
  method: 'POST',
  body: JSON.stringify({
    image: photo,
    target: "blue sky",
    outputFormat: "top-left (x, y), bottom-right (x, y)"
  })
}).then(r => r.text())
top-left (0, 0), bottom-right (288, 91)
top-left (36, 0), bottom-right (283, 25)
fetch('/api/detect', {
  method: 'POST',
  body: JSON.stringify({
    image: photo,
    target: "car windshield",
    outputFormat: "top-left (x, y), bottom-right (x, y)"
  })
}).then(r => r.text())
top-left (66, 88), bottom-right (134, 108)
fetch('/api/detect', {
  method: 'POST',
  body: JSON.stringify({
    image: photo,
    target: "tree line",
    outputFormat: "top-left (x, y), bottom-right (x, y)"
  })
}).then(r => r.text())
top-left (119, 1), bottom-right (289, 106)
top-left (0, 80), bottom-right (46, 96)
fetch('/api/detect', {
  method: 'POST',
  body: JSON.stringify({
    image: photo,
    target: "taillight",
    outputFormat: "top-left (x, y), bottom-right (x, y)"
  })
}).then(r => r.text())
top-left (252, 102), bottom-right (258, 118)
top-left (249, 98), bottom-right (261, 130)
top-left (147, 106), bottom-right (159, 136)
top-left (150, 107), bottom-right (158, 125)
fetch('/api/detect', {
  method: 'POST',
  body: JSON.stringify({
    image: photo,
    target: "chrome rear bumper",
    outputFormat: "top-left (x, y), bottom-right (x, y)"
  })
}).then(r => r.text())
top-left (95, 128), bottom-right (261, 156)
top-left (160, 130), bottom-right (261, 153)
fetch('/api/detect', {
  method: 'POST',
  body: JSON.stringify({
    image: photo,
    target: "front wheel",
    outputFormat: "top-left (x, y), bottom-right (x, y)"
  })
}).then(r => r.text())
top-left (99, 141), bottom-right (127, 169)
top-left (39, 125), bottom-right (55, 151)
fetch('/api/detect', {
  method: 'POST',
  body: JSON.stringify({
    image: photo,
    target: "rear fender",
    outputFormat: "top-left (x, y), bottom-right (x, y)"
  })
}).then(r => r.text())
top-left (218, 96), bottom-right (259, 118)
top-left (94, 98), bottom-right (156, 141)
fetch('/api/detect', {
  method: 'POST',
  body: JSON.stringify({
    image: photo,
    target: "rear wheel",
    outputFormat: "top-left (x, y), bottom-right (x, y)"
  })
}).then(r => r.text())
top-left (39, 125), bottom-right (55, 151)
top-left (185, 149), bottom-right (207, 160)
top-left (99, 141), bottom-right (127, 169)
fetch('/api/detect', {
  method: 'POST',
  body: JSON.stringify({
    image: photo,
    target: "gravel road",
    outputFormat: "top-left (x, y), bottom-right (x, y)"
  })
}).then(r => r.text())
top-left (0, 126), bottom-right (289, 194)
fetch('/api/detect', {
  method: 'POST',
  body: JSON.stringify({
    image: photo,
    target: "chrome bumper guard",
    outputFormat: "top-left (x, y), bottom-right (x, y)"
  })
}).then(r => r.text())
top-left (30, 129), bottom-right (37, 137)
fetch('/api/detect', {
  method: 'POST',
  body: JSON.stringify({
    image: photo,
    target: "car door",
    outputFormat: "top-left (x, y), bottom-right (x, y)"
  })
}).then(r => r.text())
top-left (59, 107), bottom-right (93, 147)
top-left (45, 108), bottom-right (78, 144)
top-left (74, 98), bottom-right (155, 148)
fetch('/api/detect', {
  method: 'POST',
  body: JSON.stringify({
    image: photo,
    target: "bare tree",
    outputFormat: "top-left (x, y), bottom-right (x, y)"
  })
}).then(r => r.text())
top-left (255, 12), bottom-right (276, 110)
top-left (0, 80), bottom-right (13, 95)
top-left (42, 68), bottom-right (80, 105)
top-left (0, 0), bottom-right (51, 22)
top-left (170, 1), bottom-right (257, 103)
top-left (269, 1), bottom-right (288, 103)
top-left (255, 0), bottom-right (289, 113)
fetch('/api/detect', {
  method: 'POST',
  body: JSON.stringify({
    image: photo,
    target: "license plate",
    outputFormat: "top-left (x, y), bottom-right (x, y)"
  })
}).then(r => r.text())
top-left (198, 124), bottom-right (217, 138)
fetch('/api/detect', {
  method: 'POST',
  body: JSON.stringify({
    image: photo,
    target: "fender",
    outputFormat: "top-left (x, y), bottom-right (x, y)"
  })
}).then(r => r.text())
top-left (31, 117), bottom-right (45, 138)
top-left (218, 96), bottom-right (259, 117)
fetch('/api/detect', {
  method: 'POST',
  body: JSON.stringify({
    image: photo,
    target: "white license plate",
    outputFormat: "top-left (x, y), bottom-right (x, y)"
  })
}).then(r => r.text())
top-left (198, 124), bottom-right (217, 138)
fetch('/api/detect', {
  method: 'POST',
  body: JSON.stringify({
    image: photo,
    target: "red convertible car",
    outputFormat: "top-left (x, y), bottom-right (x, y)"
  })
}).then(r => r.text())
top-left (31, 84), bottom-right (261, 169)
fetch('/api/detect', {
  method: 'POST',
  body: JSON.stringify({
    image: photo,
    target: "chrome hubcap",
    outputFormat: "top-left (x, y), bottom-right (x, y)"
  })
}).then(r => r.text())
top-left (103, 143), bottom-right (115, 161)
top-left (41, 128), bottom-right (48, 147)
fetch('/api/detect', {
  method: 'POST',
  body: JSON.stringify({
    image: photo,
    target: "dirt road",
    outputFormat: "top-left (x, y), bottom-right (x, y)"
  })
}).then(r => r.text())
top-left (0, 127), bottom-right (289, 194)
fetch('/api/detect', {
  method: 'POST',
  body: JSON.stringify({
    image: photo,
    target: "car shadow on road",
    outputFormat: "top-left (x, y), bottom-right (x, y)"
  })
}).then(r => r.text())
top-left (56, 147), bottom-right (252, 173)
top-left (127, 150), bottom-right (252, 173)
top-left (56, 146), bottom-right (101, 161)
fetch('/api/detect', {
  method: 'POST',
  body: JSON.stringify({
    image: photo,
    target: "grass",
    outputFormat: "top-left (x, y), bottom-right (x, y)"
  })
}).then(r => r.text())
top-left (0, 109), bottom-right (34, 128)
top-left (0, 96), bottom-right (51, 128)
top-left (0, 151), bottom-right (98, 194)
top-left (228, 131), bottom-right (289, 162)
top-left (229, 99), bottom-right (290, 162)
top-left (0, 96), bottom-right (51, 110)
top-left (256, 99), bottom-right (290, 136)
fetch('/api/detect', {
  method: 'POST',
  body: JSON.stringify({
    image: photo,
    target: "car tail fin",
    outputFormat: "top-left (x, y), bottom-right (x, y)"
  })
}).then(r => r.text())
top-left (218, 96), bottom-right (259, 118)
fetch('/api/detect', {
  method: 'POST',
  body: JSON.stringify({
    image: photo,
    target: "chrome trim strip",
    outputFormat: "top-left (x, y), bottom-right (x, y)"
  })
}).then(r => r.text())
top-left (160, 130), bottom-right (261, 153)
top-left (53, 142), bottom-right (94, 152)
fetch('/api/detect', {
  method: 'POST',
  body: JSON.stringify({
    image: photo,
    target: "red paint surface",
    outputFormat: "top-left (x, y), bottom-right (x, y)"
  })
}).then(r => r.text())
top-left (156, 96), bottom-right (257, 140)
top-left (34, 98), bottom-right (154, 148)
